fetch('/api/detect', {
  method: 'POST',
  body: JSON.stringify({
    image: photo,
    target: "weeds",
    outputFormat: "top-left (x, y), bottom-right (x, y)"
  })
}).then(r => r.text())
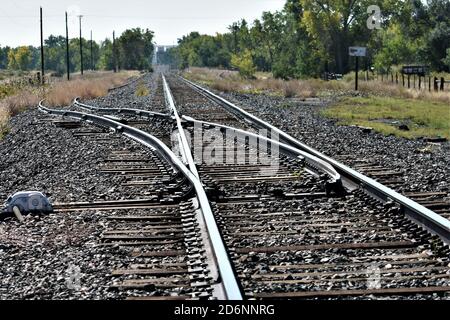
top-left (0, 71), bottom-right (133, 140)
top-left (135, 81), bottom-right (150, 97)
top-left (184, 67), bottom-right (450, 104)
top-left (322, 96), bottom-right (450, 139)
top-left (0, 107), bottom-right (10, 139)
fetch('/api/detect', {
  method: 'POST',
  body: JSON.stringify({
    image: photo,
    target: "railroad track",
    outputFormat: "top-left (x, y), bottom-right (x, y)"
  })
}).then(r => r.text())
top-left (37, 71), bottom-right (450, 300)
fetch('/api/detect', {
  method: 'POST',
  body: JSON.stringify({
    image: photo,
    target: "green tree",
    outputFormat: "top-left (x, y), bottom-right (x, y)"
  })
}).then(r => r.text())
top-left (231, 49), bottom-right (256, 78)
top-left (8, 46), bottom-right (32, 71)
top-left (443, 48), bottom-right (450, 69)
top-left (99, 39), bottom-right (115, 70)
top-left (45, 35), bottom-right (66, 74)
top-left (118, 28), bottom-right (154, 70)
top-left (372, 23), bottom-right (418, 71)
top-left (0, 46), bottom-right (10, 69)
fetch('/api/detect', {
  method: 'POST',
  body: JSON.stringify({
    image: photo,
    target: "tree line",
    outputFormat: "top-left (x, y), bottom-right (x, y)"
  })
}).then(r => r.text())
top-left (0, 28), bottom-right (154, 74)
top-left (167, 0), bottom-right (450, 78)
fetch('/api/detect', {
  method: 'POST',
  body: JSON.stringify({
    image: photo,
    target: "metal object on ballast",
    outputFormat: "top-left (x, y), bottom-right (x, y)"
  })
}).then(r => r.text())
top-left (2, 191), bottom-right (53, 216)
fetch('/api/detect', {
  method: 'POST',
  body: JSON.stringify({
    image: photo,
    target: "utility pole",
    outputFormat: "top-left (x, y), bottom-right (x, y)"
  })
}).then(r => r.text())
top-left (90, 30), bottom-right (94, 70)
top-left (78, 15), bottom-right (83, 75)
top-left (232, 24), bottom-right (239, 55)
top-left (65, 12), bottom-right (70, 80)
top-left (112, 31), bottom-right (117, 73)
top-left (40, 7), bottom-right (45, 84)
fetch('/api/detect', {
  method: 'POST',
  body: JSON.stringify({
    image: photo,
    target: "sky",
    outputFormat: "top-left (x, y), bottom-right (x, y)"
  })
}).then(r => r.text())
top-left (0, 0), bottom-right (285, 47)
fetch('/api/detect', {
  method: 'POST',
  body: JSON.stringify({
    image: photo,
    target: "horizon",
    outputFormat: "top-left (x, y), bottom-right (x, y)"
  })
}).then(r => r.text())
top-left (0, 0), bottom-right (285, 47)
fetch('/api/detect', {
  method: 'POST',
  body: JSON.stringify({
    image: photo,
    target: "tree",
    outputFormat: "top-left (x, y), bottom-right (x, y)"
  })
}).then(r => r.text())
top-left (231, 49), bottom-right (256, 78)
top-left (118, 28), bottom-right (154, 70)
top-left (8, 46), bottom-right (32, 71)
top-left (423, 22), bottom-right (450, 71)
top-left (372, 23), bottom-right (418, 71)
top-left (443, 48), bottom-right (450, 69)
top-left (0, 46), bottom-right (10, 69)
top-left (98, 39), bottom-right (114, 70)
top-left (45, 35), bottom-right (66, 74)
top-left (167, 0), bottom-right (449, 77)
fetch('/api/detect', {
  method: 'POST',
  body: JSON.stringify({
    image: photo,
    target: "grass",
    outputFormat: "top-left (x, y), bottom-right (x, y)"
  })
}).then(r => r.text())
top-left (0, 71), bottom-right (136, 140)
top-left (135, 81), bottom-right (150, 97)
top-left (322, 96), bottom-right (450, 139)
top-left (45, 72), bottom-right (132, 106)
top-left (184, 67), bottom-right (450, 103)
top-left (185, 67), bottom-right (450, 140)
top-left (0, 107), bottom-right (9, 139)
top-left (183, 67), bottom-right (317, 98)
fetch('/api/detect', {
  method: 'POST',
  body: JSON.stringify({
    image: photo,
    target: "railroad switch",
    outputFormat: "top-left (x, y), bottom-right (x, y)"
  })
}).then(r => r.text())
top-left (1, 191), bottom-right (53, 220)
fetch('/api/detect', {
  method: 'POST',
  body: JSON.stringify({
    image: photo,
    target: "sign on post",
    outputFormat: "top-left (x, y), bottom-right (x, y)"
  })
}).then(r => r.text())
top-left (349, 46), bottom-right (367, 91)
top-left (401, 66), bottom-right (429, 76)
top-left (349, 47), bottom-right (367, 57)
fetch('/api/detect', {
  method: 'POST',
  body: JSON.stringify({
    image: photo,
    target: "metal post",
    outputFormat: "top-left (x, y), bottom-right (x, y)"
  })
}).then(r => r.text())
top-left (413, 74), bottom-right (416, 89)
top-left (408, 75), bottom-right (410, 88)
top-left (90, 30), bottom-right (93, 70)
top-left (429, 76), bottom-right (431, 92)
top-left (402, 73), bottom-right (405, 87)
top-left (434, 77), bottom-right (438, 91)
top-left (65, 12), bottom-right (70, 81)
top-left (419, 76), bottom-right (421, 90)
top-left (78, 15), bottom-right (83, 75)
top-left (440, 77), bottom-right (445, 91)
top-left (40, 7), bottom-right (45, 84)
top-left (113, 31), bottom-right (117, 73)
top-left (355, 56), bottom-right (359, 91)
top-left (396, 72), bottom-right (398, 84)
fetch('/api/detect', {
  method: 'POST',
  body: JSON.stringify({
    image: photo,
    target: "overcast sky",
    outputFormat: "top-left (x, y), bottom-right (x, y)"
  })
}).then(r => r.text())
top-left (0, 0), bottom-right (285, 47)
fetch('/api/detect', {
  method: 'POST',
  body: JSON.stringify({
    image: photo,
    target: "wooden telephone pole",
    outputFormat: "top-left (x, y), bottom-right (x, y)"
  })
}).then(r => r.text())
top-left (40, 7), bottom-right (45, 84)
top-left (65, 12), bottom-right (70, 80)
top-left (78, 15), bottom-right (84, 75)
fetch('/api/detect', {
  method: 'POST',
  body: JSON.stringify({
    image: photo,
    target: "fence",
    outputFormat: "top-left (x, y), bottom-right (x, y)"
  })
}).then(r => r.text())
top-left (363, 71), bottom-right (448, 92)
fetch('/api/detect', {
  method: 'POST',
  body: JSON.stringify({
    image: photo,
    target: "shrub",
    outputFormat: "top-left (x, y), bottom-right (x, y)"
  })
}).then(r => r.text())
top-left (231, 50), bottom-right (256, 79)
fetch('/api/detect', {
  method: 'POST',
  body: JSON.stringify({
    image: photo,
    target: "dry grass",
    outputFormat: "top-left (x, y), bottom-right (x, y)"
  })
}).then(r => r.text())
top-left (45, 73), bottom-right (131, 106)
top-left (184, 67), bottom-right (450, 104)
top-left (0, 106), bottom-right (9, 139)
top-left (185, 68), bottom-right (318, 98)
top-left (0, 71), bottom-right (135, 140)
top-left (135, 81), bottom-right (150, 97)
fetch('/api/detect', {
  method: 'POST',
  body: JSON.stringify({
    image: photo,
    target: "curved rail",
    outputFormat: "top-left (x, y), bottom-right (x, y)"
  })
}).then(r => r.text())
top-left (181, 115), bottom-right (343, 193)
top-left (74, 98), bottom-right (171, 120)
top-left (38, 100), bottom-right (243, 300)
top-left (180, 77), bottom-right (450, 243)
top-left (73, 99), bottom-right (342, 192)
top-left (107, 72), bottom-right (145, 92)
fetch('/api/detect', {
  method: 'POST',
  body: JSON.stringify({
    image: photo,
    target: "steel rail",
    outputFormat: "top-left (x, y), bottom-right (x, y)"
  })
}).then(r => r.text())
top-left (107, 72), bottom-right (145, 92)
top-left (162, 75), bottom-right (200, 177)
top-left (73, 99), bottom-right (342, 190)
top-left (181, 115), bottom-right (343, 191)
top-left (38, 100), bottom-right (243, 300)
top-left (180, 77), bottom-right (450, 243)
top-left (74, 98), bottom-right (171, 120)
top-left (161, 76), bottom-right (243, 300)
